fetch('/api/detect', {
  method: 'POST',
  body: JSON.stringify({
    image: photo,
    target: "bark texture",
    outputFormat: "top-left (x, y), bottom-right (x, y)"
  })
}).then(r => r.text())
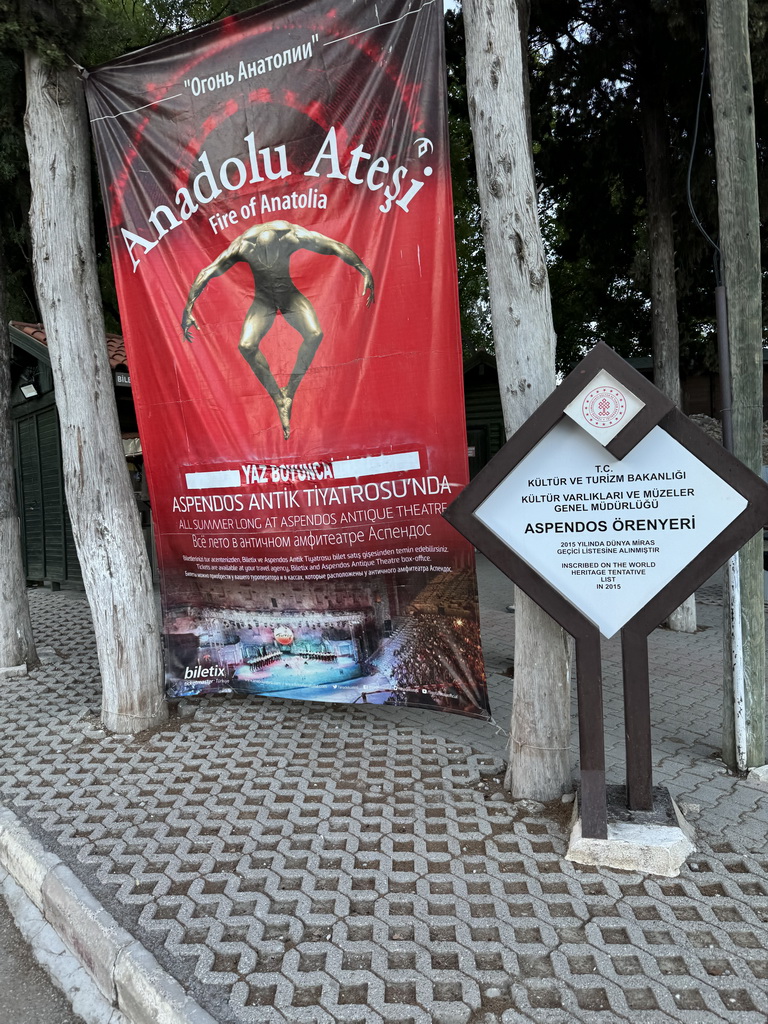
top-left (24, 54), bottom-right (167, 733)
top-left (639, 64), bottom-right (697, 634)
top-left (464, 0), bottom-right (571, 799)
top-left (706, 0), bottom-right (765, 767)
top-left (0, 251), bottom-right (38, 669)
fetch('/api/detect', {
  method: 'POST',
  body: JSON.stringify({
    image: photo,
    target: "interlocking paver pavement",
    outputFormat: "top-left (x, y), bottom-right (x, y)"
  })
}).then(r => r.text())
top-left (0, 557), bottom-right (766, 1023)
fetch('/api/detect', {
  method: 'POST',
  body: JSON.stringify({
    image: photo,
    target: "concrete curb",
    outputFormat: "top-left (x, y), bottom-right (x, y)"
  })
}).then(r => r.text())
top-left (0, 804), bottom-right (218, 1024)
top-left (1, 868), bottom-right (129, 1024)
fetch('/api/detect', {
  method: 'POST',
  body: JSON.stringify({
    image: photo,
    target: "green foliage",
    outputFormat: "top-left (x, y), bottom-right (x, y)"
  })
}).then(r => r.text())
top-left (0, 0), bottom-right (99, 64)
top-left (529, 0), bottom-right (768, 375)
top-left (0, 50), bottom-right (35, 321)
top-left (530, 1), bottom-right (660, 370)
top-left (0, 2), bottom-right (103, 323)
top-left (83, 0), bottom-right (266, 67)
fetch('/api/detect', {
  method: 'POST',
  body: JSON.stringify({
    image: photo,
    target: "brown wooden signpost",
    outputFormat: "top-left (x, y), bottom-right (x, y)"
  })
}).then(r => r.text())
top-left (444, 343), bottom-right (768, 839)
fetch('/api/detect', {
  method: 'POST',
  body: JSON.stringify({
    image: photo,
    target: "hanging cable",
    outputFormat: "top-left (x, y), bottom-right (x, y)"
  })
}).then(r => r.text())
top-left (685, 37), bottom-right (722, 285)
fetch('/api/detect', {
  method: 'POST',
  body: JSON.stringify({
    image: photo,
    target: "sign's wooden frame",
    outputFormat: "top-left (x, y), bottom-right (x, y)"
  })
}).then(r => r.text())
top-left (445, 343), bottom-right (768, 838)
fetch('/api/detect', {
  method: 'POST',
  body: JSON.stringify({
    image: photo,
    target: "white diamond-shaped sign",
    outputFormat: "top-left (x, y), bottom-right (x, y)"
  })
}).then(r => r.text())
top-left (563, 368), bottom-right (646, 446)
top-left (474, 417), bottom-right (747, 638)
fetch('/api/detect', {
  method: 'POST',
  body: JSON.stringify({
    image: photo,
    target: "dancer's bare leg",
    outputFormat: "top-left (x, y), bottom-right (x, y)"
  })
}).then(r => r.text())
top-left (282, 292), bottom-right (324, 424)
top-left (238, 303), bottom-right (292, 438)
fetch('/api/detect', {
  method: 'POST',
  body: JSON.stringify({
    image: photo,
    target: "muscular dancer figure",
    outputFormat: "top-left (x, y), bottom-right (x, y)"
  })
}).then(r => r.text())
top-left (181, 220), bottom-right (375, 439)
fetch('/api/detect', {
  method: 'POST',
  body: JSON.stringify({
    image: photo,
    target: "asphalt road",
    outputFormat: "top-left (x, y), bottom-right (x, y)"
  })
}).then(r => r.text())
top-left (0, 893), bottom-right (82, 1024)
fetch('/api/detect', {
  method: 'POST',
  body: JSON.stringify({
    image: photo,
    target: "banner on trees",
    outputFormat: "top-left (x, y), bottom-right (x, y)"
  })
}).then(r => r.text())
top-left (85, 0), bottom-right (488, 717)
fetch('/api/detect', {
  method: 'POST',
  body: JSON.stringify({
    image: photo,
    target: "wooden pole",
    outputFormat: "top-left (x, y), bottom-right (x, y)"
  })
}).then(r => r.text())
top-left (706, 0), bottom-right (765, 768)
top-left (621, 628), bottom-right (653, 810)
top-left (575, 628), bottom-right (607, 839)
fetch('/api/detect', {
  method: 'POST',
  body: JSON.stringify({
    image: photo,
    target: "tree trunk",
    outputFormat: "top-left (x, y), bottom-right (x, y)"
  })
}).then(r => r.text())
top-left (463, 0), bottom-right (571, 799)
top-left (706, 0), bottom-right (765, 768)
top-left (0, 249), bottom-right (38, 670)
top-left (24, 54), bottom-right (167, 734)
top-left (638, 45), bottom-right (697, 634)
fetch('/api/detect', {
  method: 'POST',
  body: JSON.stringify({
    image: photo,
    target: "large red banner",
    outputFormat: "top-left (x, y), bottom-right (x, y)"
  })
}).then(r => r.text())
top-left (85, 0), bottom-right (488, 717)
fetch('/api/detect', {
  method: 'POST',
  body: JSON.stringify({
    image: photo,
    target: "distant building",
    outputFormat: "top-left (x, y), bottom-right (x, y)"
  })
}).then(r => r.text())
top-left (8, 323), bottom-right (147, 588)
top-left (463, 352), bottom-right (506, 477)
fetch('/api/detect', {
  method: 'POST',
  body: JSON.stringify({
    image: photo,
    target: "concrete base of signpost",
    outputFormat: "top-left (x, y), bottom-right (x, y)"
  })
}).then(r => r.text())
top-left (565, 785), bottom-right (696, 877)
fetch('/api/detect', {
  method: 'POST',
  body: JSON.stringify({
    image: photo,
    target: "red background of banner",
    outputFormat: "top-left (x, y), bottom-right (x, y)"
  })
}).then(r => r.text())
top-left (88, 0), bottom-right (466, 568)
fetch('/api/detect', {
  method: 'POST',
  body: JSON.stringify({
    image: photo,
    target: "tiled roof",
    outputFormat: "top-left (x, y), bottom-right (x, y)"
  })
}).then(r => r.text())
top-left (11, 322), bottom-right (128, 369)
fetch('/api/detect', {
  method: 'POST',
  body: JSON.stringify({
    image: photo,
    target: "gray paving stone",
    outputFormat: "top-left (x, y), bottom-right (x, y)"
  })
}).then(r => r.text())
top-left (1, 564), bottom-right (767, 1022)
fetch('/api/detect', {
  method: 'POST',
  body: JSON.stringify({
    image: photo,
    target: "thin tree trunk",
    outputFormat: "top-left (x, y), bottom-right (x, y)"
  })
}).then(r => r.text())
top-left (0, 248), bottom-right (37, 670)
top-left (638, 47), bottom-right (697, 633)
top-left (706, 0), bottom-right (765, 768)
top-left (464, 0), bottom-right (571, 799)
top-left (24, 54), bottom-right (167, 734)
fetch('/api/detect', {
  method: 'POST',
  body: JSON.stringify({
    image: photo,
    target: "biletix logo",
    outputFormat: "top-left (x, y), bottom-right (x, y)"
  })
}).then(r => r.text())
top-left (183, 665), bottom-right (226, 679)
top-left (581, 385), bottom-right (627, 429)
